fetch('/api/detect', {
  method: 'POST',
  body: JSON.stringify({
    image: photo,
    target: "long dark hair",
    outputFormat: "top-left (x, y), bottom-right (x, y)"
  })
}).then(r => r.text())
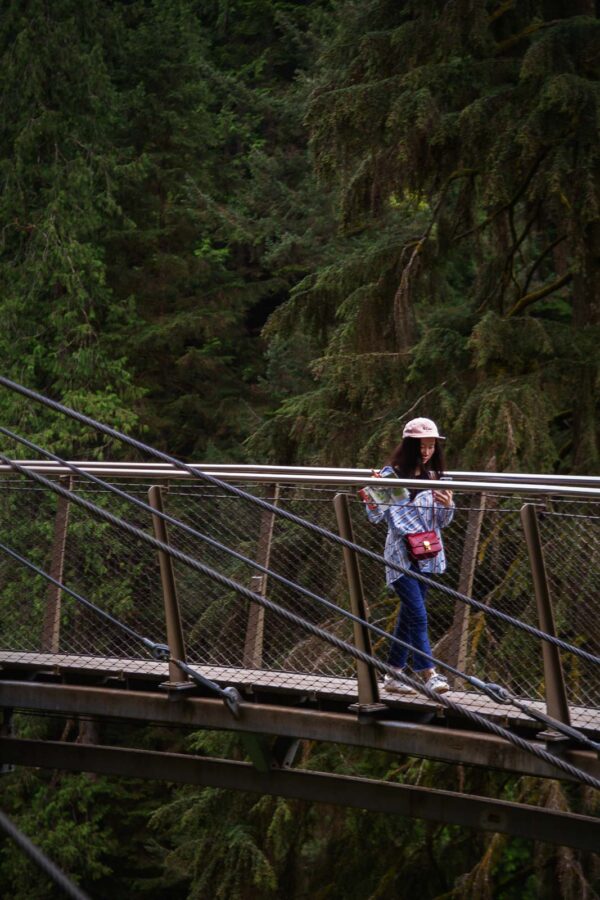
top-left (389, 437), bottom-right (446, 478)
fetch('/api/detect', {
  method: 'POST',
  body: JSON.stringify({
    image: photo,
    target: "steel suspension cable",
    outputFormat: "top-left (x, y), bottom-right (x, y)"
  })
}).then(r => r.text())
top-left (495, 694), bottom-right (600, 754)
top-left (0, 451), bottom-right (486, 693)
top-left (0, 426), bottom-right (512, 697)
top-left (0, 537), bottom-right (241, 716)
top-left (1, 455), bottom-right (598, 783)
top-left (0, 538), bottom-right (169, 661)
top-left (0, 376), bottom-right (598, 668)
top-left (1, 450), bottom-right (596, 755)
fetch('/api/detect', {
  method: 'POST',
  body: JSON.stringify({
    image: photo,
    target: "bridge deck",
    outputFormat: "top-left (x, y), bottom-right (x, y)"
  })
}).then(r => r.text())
top-left (1, 651), bottom-right (598, 736)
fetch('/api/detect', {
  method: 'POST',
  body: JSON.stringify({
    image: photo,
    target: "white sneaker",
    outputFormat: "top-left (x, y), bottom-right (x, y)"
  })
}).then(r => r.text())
top-left (424, 672), bottom-right (450, 694)
top-left (383, 669), bottom-right (415, 694)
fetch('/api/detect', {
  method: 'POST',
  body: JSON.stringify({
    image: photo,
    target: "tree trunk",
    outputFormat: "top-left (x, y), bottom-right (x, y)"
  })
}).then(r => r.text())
top-left (571, 222), bottom-right (600, 472)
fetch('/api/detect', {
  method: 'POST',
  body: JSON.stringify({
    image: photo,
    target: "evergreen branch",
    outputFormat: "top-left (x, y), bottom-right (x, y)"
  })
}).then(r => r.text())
top-left (394, 169), bottom-right (477, 342)
top-left (521, 233), bottom-right (568, 297)
top-left (487, 1), bottom-right (516, 24)
top-left (394, 238), bottom-right (423, 335)
top-left (237, 397), bottom-right (263, 425)
top-left (498, 205), bottom-right (540, 310)
top-left (398, 170), bottom-right (478, 254)
top-left (505, 206), bottom-right (522, 296)
top-left (448, 172), bottom-right (478, 242)
top-left (455, 150), bottom-right (548, 244)
top-left (494, 23), bottom-right (544, 54)
top-left (391, 382), bottom-right (448, 424)
top-left (494, 20), bottom-right (563, 55)
top-left (435, 168), bottom-right (479, 194)
top-left (511, 206), bottom-right (539, 261)
top-left (507, 206), bottom-right (519, 263)
top-left (506, 271), bottom-right (573, 317)
top-left (322, 352), bottom-right (409, 358)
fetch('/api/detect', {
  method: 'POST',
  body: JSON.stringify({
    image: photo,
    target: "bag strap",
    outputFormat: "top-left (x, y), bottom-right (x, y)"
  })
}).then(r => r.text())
top-left (428, 471), bottom-right (437, 531)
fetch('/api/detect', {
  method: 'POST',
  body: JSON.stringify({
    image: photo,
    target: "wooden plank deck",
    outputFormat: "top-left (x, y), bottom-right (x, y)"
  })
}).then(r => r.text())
top-left (1, 650), bottom-right (598, 735)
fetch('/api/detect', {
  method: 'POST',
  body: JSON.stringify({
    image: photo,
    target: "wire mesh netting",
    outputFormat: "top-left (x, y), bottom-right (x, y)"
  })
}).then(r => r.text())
top-left (0, 470), bottom-right (598, 728)
top-left (352, 489), bottom-right (599, 723)
top-left (0, 475), bottom-right (167, 676)
top-left (165, 481), bottom-right (352, 677)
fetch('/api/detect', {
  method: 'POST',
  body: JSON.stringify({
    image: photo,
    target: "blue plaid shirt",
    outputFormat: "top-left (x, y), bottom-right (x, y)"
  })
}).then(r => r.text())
top-left (362, 466), bottom-right (455, 584)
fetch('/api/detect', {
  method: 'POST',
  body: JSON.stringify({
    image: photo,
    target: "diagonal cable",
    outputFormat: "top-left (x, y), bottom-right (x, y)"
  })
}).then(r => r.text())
top-left (0, 426), bottom-right (523, 696)
top-left (0, 461), bottom-right (598, 785)
top-left (0, 450), bottom-right (495, 693)
top-left (0, 376), bottom-right (598, 667)
top-left (0, 809), bottom-right (90, 900)
top-left (3, 438), bottom-right (597, 744)
top-left (0, 538), bottom-right (169, 661)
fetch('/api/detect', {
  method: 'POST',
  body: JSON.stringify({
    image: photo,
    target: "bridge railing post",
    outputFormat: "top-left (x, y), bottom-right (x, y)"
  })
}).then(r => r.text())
top-left (40, 476), bottom-right (72, 654)
top-left (148, 484), bottom-right (190, 689)
top-left (520, 502), bottom-right (571, 727)
top-left (243, 484), bottom-right (280, 669)
top-left (333, 492), bottom-right (381, 710)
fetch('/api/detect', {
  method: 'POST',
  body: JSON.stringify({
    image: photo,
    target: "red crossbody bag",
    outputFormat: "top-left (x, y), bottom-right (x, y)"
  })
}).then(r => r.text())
top-left (405, 490), bottom-right (442, 562)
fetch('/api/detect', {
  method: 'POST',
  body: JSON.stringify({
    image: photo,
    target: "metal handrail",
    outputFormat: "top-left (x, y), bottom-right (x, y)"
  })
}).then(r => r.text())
top-left (4, 460), bottom-right (600, 485)
top-left (1, 462), bottom-right (600, 498)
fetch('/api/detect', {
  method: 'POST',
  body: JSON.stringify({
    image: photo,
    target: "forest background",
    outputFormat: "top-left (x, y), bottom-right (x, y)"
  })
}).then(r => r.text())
top-left (0, 0), bottom-right (598, 897)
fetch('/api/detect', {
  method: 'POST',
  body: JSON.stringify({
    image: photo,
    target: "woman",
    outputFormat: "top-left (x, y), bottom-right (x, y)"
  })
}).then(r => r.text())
top-left (364, 417), bottom-right (454, 694)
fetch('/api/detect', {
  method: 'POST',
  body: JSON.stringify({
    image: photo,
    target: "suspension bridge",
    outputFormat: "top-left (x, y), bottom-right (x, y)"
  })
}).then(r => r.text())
top-left (0, 375), bottom-right (598, 885)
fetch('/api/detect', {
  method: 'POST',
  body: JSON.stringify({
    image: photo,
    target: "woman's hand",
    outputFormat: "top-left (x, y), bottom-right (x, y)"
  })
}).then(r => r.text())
top-left (433, 489), bottom-right (453, 506)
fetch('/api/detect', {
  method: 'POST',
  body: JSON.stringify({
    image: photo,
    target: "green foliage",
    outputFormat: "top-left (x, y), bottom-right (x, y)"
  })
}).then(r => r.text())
top-left (149, 784), bottom-right (279, 899)
top-left (108, 0), bottom-right (337, 459)
top-left (0, 0), bottom-right (335, 461)
top-left (0, 771), bottom-right (115, 897)
top-left (0, 1), bottom-right (598, 898)
top-left (258, 0), bottom-right (600, 473)
top-left (0, 0), bottom-right (143, 455)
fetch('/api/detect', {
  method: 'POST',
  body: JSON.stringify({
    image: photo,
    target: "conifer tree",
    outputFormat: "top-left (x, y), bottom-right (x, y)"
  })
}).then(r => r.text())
top-left (259, 0), bottom-right (600, 473)
top-left (0, 0), bottom-right (334, 460)
top-left (107, 0), bottom-right (334, 458)
top-left (0, 0), bottom-right (142, 454)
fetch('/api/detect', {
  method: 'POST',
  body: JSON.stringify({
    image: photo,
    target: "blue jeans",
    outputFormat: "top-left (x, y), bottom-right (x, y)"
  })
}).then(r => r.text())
top-left (388, 567), bottom-right (433, 672)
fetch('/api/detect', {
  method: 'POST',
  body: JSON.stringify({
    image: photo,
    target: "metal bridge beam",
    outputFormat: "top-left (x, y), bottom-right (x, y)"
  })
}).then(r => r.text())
top-left (0, 737), bottom-right (597, 852)
top-left (1, 681), bottom-right (598, 783)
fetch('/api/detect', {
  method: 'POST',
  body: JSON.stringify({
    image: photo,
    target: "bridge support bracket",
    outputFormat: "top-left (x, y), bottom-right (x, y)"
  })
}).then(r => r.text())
top-left (271, 736), bottom-right (301, 769)
top-left (348, 702), bottom-right (390, 722)
top-left (243, 734), bottom-right (302, 772)
top-left (149, 485), bottom-right (190, 687)
top-left (538, 729), bottom-right (574, 757)
top-left (242, 733), bottom-right (273, 773)
top-left (158, 681), bottom-right (198, 700)
top-left (520, 503), bottom-right (571, 726)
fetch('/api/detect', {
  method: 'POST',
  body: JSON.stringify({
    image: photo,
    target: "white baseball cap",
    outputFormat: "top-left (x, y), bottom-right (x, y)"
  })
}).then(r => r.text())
top-left (402, 417), bottom-right (445, 440)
